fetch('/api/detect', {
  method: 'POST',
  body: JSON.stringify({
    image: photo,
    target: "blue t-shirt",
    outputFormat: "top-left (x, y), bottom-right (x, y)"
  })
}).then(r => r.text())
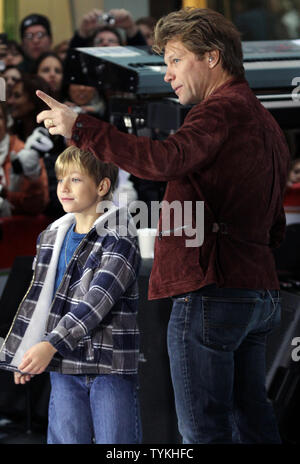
top-left (53, 224), bottom-right (86, 298)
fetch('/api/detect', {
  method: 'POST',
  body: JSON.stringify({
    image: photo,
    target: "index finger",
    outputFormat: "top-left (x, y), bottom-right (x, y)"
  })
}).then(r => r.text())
top-left (36, 90), bottom-right (63, 110)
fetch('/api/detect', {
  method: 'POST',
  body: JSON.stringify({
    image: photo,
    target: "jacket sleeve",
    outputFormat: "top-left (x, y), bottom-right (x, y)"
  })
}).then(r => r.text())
top-left (42, 235), bottom-right (140, 357)
top-left (71, 96), bottom-right (229, 181)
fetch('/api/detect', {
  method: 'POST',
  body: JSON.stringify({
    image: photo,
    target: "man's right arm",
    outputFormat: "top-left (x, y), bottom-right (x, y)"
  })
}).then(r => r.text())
top-left (36, 91), bottom-right (228, 181)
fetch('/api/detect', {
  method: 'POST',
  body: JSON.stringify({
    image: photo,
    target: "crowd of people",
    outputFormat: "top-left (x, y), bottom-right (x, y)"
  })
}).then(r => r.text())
top-left (0, 8), bottom-right (157, 220)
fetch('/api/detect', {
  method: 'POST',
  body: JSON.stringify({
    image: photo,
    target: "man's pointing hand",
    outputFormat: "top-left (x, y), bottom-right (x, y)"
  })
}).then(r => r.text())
top-left (36, 90), bottom-right (78, 139)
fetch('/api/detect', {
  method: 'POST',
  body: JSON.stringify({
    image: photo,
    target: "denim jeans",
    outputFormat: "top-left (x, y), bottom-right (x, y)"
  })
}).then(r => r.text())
top-left (47, 372), bottom-right (142, 444)
top-left (167, 285), bottom-right (282, 444)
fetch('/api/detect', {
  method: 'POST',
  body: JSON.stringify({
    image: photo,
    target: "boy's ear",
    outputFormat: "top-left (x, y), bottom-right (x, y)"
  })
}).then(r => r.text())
top-left (98, 177), bottom-right (111, 198)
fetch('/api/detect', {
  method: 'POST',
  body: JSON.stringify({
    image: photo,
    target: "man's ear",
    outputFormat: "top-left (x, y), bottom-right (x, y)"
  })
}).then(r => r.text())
top-left (98, 177), bottom-right (111, 198)
top-left (207, 49), bottom-right (220, 68)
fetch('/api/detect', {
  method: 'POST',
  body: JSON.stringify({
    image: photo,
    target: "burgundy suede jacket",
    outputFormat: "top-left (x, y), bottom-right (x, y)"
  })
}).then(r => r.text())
top-left (71, 77), bottom-right (290, 300)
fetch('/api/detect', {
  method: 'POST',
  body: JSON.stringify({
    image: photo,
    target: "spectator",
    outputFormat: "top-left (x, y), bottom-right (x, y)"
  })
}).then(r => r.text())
top-left (281, 0), bottom-right (300, 38)
top-left (53, 39), bottom-right (70, 62)
top-left (8, 74), bottom-right (66, 219)
top-left (8, 74), bottom-right (51, 141)
top-left (3, 66), bottom-right (22, 99)
top-left (1, 40), bottom-right (25, 68)
top-left (67, 8), bottom-right (146, 51)
top-left (136, 16), bottom-right (157, 46)
top-left (64, 8), bottom-right (147, 120)
top-left (0, 101), bottom-right (49, 216)
top-left (64, 82), bottom-right (105, 118)
top-left (284, 157), bottom-right (300, 224)
top-left (63, 8), bottom-right (145, 207)
top-left (19, 14), bottom-right (52, 73)
top-left (36, 52), bottom-right (64, 100)
top-left (93, 25), bottom-right (123, 46)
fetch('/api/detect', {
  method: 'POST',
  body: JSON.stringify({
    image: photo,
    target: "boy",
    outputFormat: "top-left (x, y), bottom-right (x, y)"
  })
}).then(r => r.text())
top-left (0, 146), bottom-right (142, 444)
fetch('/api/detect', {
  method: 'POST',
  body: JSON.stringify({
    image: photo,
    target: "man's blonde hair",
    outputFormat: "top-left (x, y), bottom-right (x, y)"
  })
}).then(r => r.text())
top-left (153, 7), bottom-right (244, 78)
top-left (55, 146), bottom-right (119, 200)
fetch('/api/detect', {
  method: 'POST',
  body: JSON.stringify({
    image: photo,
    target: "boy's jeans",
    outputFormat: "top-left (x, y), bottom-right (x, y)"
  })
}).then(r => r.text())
top-left (167, 285), bottom-right (282, 444)
top-left (47, 373), bottom-right (142, 444)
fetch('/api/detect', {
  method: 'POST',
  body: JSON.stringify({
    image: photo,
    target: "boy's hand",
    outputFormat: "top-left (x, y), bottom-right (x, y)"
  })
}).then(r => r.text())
top-left (14, 372), bottom-right (34, 385)
top-left (18, 342), bottom-right (57, 375)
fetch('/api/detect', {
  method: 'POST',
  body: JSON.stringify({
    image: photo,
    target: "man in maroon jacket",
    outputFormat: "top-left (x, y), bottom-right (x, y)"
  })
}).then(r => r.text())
top-left (36, 8), bottom-right (290, 444)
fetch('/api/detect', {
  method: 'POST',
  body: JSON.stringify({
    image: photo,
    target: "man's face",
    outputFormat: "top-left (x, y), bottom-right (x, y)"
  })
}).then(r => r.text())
top-left (164, 40), bottom-right (211, 105)
top-left (22, 25), bottom-right (52, 60)
top-left (93, 31), bottom-right (120, 47)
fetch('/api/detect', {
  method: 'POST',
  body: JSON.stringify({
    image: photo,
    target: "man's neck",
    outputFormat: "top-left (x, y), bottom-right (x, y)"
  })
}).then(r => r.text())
top-left (204, 70), bottom-right (234, 100)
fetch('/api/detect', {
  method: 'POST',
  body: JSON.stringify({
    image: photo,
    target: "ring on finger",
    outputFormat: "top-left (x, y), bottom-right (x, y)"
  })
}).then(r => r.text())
top-left (45, 118), bottom-right (54, 128)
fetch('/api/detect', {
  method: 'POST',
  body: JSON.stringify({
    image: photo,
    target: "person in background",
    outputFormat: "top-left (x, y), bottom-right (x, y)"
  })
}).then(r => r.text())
top-left (36, 52), bottom-right (64, 100)
top-left (53, 39), bottom-right (70, 62)
top-left (8, 74), bottom-right (65, 219)
top-left (63, 8), bottom-right (147, 209)
top-left (64, 8), bottom-right (147, 121)
top-left (68, 8), bottom-right (146, 49)
top-left (3, 66), bottom-right (22, 99)
top-left (19, 14), bottom-right (52, 73)
top-left (1, 145), bottom-right (142, 445)
top-left (92, 24), bottom-right (123, 47)
top-left (63, 82), bottom-right (105, 118)
top-left (136, 16), bottom-right (157, 47)
top-left (5, 40), bottom-right (24, 67)
top-left (284, 157), bottom-right (300, 225)
top-left (36, 7), bottom-right (290, 444)
top-left (0, 101), bottom-right (49, 216)
top-left (8, 74), bottom-right (51, 141)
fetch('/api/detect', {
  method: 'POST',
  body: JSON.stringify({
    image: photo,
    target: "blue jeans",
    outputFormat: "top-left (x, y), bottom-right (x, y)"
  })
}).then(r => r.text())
top-left (47, 373), bottom-right (142, 444)
top-left (167, 285), bottom-right (282, 444)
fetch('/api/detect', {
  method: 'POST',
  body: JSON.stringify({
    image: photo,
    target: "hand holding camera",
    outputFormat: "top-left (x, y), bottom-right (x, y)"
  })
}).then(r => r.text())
top-left (108, 9), bottom-right (138, 38)
top-left (79, 8), bottom-right (104, 39)
top-left (78, 8), bottom-right (138, 40)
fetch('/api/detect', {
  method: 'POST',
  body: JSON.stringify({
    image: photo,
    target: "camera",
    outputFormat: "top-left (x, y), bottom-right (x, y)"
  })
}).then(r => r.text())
top-left (98, 13), bottom-right (115, 26)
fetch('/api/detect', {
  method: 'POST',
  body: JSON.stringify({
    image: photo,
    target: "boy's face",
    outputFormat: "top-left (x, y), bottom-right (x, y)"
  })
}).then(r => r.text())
top-left (57, 164), bottom-right (103, 216)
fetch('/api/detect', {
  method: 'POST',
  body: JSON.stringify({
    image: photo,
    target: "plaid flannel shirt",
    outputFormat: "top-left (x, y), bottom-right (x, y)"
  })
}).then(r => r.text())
top-left (0, 205), bottom-right (141, 375)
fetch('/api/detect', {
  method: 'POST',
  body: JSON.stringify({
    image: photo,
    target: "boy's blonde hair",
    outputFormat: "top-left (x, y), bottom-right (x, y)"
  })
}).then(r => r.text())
top-left (55, 146), bottom-right (119, 200)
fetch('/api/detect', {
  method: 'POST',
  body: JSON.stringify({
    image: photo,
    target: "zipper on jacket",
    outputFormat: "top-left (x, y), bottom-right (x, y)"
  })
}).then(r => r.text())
top-left (0, 230), bottom-right (46, 357)
top-left (45, 227), bottom-right (95, 333)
